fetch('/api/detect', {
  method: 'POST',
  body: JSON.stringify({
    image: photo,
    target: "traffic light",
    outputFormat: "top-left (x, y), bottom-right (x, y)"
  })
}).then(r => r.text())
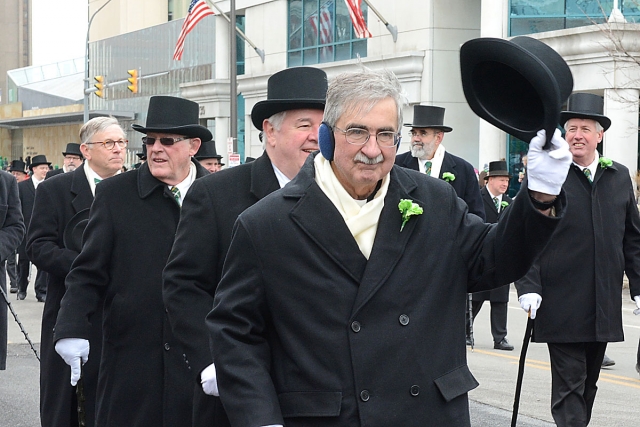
top-left (127, 69), bottom-right (138, 93)
top-left (94, 75), bottom-right (106, 98)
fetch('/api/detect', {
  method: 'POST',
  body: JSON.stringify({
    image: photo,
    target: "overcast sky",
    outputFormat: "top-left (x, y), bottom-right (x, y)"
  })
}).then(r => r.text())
top-left (31, 0), bottom-right (88, 66)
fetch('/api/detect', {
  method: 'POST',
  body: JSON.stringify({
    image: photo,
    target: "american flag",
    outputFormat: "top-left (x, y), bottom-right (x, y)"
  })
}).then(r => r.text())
top-left (344, 0), bottom-right (372, 39)
top-left (309, 1), bottom-right (334, 60)
top-left (173, 0), bottom-right (215, 61)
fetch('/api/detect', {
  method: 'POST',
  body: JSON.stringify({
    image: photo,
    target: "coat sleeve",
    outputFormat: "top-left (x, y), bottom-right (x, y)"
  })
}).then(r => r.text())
top-left (622, 181), bottom-right (640, 299)
top-left (0, 174), bottom-right (25, 262)
top-left (207, 218), bottom-right (283, 427)
top-left (163, 178), bottom-right (221, 377)
top-left (26, 182), bottom-right (78, 277)
top-left (460, 162), bottom-right (486, 221)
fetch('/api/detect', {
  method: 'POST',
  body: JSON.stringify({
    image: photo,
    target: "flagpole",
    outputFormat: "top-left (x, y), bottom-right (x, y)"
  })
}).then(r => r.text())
top-left (361, 0), bottom-right (397, 42)
top-left (229, 0), bottom-right (238, 152)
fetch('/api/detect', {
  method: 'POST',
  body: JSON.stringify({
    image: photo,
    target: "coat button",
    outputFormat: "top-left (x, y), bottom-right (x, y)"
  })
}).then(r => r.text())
top-left (351, 321), bottom-right (361, 333)
top-left (164, 343), bottom-right (171, 351)
top-left (410, 385), bottom-right (420, 396)
top-left (399, 314), bottom-right (410, 326)
top-left (360, 390), bottom-right (370, 402)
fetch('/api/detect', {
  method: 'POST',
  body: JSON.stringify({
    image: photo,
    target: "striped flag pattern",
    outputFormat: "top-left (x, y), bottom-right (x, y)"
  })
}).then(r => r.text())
top-left (173, 0), bottom-right (215, 61)
top-left (344, 0), bottom-right (372, 38)
top-left (309, 1), bottom-right (334, 60)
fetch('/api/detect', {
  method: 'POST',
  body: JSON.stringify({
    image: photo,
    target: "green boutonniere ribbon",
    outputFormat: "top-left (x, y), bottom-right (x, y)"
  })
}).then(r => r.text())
top-left (598, 157), bottom-right (613, 169)
top-left (442, 172), bottom-right (456, 182)
top-left (500, 201), bottom-right (509, 209)
top-left (398, 199), bottom-right (423, 232)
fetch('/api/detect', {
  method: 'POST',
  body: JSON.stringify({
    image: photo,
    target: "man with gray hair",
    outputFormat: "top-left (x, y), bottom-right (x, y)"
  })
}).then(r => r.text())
top-left (26, 116), bottom-right (126, 427)
top-left (207, 67), bottom-right (574, 426)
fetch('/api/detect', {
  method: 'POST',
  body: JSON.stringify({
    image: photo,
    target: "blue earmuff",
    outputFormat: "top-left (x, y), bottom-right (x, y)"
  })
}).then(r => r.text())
top-left (318, 121), bottom-right (335, 161)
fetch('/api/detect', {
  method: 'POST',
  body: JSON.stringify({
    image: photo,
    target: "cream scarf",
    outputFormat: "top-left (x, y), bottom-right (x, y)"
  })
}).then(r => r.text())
top-left (314, 154), bottom-right (390, 259)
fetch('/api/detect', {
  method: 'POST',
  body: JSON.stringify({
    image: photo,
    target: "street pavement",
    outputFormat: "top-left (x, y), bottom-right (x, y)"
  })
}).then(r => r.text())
top-left (2, 279), bottom-right (639, 426)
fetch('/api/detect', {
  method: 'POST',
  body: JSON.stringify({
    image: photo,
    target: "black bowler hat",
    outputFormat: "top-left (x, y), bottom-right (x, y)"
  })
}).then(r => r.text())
top-left (29, 154), bottom-right (51, 170)
top-left (251, 67), bottom-right (328, 131)
top-left (460, 36), bottom-right (573, 145)
top-left (560, 93), bottom-right (611, 131)
top-left (404, 105), bottom-right (452, 132)
top-left (62, 143), bottom-right (83, 158)
top-left (484, 160), bottom-right (512, 179)
top-left (9, 160), bottom-right (26, 174)
top-left (132, 96), bottom-right (212, 141)
top-left (63, 209), bottom-right (90, 253)
top-left (195, 140), bottom-right (224, 165)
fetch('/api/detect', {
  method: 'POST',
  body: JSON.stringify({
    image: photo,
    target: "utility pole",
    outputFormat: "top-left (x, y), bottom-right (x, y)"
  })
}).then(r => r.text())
top-left (84, 0), bottom-right (113, 123)
top-left (229, 0), bottom-right (237, 152)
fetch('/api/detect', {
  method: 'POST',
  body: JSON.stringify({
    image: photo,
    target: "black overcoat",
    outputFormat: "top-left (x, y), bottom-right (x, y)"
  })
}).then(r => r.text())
top-left (17, 178), bottom-right (36, 258)
top-left (208, 155), bottom-right (564, 427)
top-left (163, 152), bottom-right (278, 426)
top-left (472, 187), bottom-right (514, 303)
top-left (26, 167), bottom-right (100, 426)
top-left (54, 160), bottom-right (208, 427)
top-left (395, 150), bottom-right (485, 220)
top-left (516, 163), bottom-right (640, 343)
top-left (0, 170), bottom-right (25, 370)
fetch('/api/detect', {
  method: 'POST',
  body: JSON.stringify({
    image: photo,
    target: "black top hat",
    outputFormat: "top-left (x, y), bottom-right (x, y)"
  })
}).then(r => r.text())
top-left (460, 36), bottom-right (573, 146)
top-left (485, 160), bottom-right (512, 178)
top-left (132, 96), bottom-right (212, 141)
top-left (195, 140), bottom-right (224, 164)
top-left (403, 105), bottom-right (453, 132)
top-left (9, 160), bottom-right (26, 174)
top-left (63, 209), bottom-right (90, 253)
top-left (251, 67), bottom-right (328, 131)
top-left (560, 93), bottom-right (611, 131)
top-left (30, 154), bottom-right (51, 169)
top-left (62, 143), bottom-right (83, 158)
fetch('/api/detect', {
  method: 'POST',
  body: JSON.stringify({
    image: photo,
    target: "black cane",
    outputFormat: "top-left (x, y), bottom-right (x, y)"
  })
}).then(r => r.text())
top-left (0, 283), bottom-right (40, 361)
top-left (511, 313), bottom-right (534, 427)
top-left (77, 364), bottom-right (86, 427)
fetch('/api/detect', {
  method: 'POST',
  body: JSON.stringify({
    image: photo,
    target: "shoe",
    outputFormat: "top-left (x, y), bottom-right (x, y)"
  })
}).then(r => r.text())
top-left (494, 338), bottom-right (514, 351)
top-left (466, 336), bottom-right (472, 346)
top-left (9, 286), bottom-right (18, 294)
top-left (36, 295), bottom-right (46, 303)
top-left (636, 363), bottom-right (640, 375)
top-left (601, 354), bottom-right (615, 367)
top-left (17, 292), bottom-right (26, 300)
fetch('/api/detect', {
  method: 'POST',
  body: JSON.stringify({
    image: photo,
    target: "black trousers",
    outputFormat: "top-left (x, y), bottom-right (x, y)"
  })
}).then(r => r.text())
top-left (6, 252), bottom-right (18, 289)
top-left (547, 342), bottom-right (607, 427)
top-left (17, 256), bottom-right (47, 298)
top-left (468, 301), bottom-right (508, 343)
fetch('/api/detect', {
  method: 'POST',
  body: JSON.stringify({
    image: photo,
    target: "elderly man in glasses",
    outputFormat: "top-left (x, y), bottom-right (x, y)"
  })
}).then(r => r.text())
top-left (53, 97), bottom-right (209, 427)
top-left (25, 116), bottom-right (126, 427)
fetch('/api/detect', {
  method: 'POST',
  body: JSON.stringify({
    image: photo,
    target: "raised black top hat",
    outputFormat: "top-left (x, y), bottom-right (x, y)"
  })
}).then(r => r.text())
top-left (485, 160), bottom-right (512, 178)
top-left (560, 92), bottom-right (611, 131)
top-left (460, 36), bottom-right (573, 146)
top-left (404, 105), bottom-right (452, 132)
top-left (195, 140), bottom-right (224, 164)
top-left (251, 67), bottom-right (328, 131)
top-left (63, 208), bottom-right (90, 253)
top-left (62, 143), bottom-right (83, 158)
top-left (132, 96), bottom-right (212, 141)
top-left (9, 160), bottom-right (26, 173)
top-left (29, 154), bottom-right (51, 169)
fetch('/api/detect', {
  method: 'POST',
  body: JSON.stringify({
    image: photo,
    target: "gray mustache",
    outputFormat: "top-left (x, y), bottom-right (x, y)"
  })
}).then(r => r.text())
top-left (354, 152), bottom-right (384, 165)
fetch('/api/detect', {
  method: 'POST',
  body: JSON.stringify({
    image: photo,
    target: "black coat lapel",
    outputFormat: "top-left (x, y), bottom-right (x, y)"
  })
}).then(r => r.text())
top-left (439, 152), bottom-right (457, 179)
top-left (70, 168), bottom-right (94, 213)
top-left (250, 152), bottom-right (281, 200)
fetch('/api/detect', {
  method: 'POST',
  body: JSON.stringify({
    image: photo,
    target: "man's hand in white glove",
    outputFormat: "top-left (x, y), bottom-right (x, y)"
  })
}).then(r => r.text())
top-left (634, 295), bottom-right (640, 315)
top-left (519, 293), bottom-right (542, 319)
top-left (201, 363), bottom-right (219, 396)
top-left (55, 338), bottom-right (89, 386)
top-left (526, 129), bottom-right (572, 196)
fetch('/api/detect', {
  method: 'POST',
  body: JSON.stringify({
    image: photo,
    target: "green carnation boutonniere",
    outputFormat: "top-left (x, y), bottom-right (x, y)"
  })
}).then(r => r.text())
top-left (598, 157), bottom-right (613, 169)
top-left (398, 199), bottom-right (423, 232)
top-left (500, 201), bottom-right (509, 209)
top-left (442, 172), bottom-right (456, 183)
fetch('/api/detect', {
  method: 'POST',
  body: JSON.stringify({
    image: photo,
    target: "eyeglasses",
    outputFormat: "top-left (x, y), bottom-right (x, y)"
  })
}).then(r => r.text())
top-left (142, 136), bottom-right (190, 146)
top-left (334, 126), bottom-right (399, 148)
top-left (85, 139), bottom-right (128, 150)
top-left (409, 130), bottom-right (439, 138)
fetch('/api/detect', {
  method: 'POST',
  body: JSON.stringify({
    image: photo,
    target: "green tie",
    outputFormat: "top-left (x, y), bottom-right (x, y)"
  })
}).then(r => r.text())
top-left (94, 178), bottom-right (102, 185)
top-left (171, 186), bottom-right (181, 205)
top-left (583, 168), bottom-right (592, 183)
top-left (424, 161), bottom-right (432, 176)
top-left (493, 197), bottom-right (500, 212)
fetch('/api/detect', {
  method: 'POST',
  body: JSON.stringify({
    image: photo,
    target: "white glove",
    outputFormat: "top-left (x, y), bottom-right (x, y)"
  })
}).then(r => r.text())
top-left (55, 338), bottom-right (90, 386)
top-left (201, 363), bottom-right (219, 396)
top-left (526, 129), bottom-right (572, 195)
top-left (634, 295), bottom-right (640, 315)
top-left (519, 293), bottom-right (542, 319)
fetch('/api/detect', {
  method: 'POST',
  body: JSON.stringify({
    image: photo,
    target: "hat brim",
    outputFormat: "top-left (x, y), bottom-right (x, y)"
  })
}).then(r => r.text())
top-left (559, 112), bottom-right (611, 131)
top-left (402, 123), bottom-right (453, 132)
top-left (63, 208), bottom-right (90, 253)
top-left (251, 100), bottom-right (326, 131)
top-left (131, 124), bottom-right (212, 142)
top-left (30, 162), bottom-right (51, 169)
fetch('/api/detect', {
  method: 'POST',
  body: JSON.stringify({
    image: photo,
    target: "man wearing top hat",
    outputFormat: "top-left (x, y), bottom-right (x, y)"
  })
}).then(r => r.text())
top-left (16, 154), bottom-right (51, 301)
top-left (26, 117), bottom-right (126, 427)
top-left (468, 160), bottom-right (515, 351)
top-left (195, 139), bottom-right (225, 173)
top-left (395, 105), bottom-right (485, 220)
top-left (516, 92), bottom-right (640, 426)
top-left (53, 96), bottom-right (209, 427)
top-left (6, 160), bottom-right (27, 294)
top-left (46, 142), bottom-right (84, 179)
top-left (162, 66), bottom-right (327, 427)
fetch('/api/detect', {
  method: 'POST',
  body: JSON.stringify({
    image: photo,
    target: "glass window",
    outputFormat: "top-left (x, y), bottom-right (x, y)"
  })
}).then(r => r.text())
top-left (288, 0), bottom-right (368, 65)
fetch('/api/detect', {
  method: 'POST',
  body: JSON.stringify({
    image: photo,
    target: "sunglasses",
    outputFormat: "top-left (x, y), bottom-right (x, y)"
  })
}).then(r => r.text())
top-left (142, 136), bottom-right (190, 146)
